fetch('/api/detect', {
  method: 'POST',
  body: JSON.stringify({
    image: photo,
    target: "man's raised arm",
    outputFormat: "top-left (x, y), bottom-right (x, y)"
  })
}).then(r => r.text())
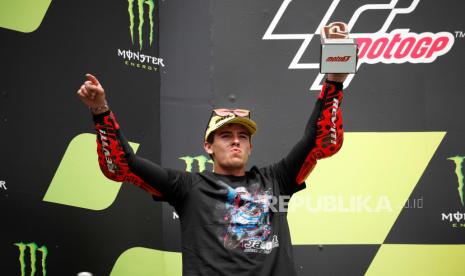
top-left (282, 73), bottom-right (346, 186)
top-left (76, 74), bottom-right (169, 199)
top-left (281, 23), bottom-right (353, 186)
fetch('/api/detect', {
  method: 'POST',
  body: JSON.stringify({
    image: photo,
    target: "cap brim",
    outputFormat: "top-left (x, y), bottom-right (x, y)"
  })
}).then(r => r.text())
top-left (205, 115), bottom-right (257, 141)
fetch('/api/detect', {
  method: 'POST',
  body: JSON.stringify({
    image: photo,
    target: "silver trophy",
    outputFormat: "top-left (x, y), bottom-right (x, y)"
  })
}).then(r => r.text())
top-left (320, 22), bottom-right (358, 74)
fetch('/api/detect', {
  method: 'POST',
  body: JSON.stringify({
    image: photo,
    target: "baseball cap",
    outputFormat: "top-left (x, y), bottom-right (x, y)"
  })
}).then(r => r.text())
top-left (204, 109), bottom-right (257, 142)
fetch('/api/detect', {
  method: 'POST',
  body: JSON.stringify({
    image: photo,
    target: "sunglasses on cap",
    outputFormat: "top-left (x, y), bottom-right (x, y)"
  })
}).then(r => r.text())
top-left (212, 108), bottom-right (250, 117)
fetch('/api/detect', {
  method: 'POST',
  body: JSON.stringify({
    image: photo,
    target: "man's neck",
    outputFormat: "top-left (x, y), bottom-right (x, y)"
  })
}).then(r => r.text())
top-left (213, 165), bottom-right (246, 176)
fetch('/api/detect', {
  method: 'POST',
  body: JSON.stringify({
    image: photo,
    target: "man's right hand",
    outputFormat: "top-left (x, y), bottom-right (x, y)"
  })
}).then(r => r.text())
top-left (323, 22), bottom-right (350, 83)
top-left (77, 73), bottom-right (108, 114)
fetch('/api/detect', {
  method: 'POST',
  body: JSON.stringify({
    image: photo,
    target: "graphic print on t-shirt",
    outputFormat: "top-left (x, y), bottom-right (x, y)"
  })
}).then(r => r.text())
top-left (216, 180), bottom-right (279, 254)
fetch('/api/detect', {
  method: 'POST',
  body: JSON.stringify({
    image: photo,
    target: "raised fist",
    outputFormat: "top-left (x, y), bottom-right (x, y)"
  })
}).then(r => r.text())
top-left (76, 73), bottom-right (107, 110)
top-left (322, 22), bottom-right (349, 39)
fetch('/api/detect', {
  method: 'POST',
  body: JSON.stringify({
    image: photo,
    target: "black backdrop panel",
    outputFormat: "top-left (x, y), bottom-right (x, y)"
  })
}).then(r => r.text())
top-left (1, 0), bottom-right (162, 275)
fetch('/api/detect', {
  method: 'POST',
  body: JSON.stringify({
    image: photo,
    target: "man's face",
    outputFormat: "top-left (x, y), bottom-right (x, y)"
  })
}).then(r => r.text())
top-left (204, 123), bottom-right (252, 173)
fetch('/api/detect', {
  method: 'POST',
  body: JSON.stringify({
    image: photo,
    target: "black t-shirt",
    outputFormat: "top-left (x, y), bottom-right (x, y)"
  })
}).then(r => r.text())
top-left (164, 160), bottom-right (305, 276)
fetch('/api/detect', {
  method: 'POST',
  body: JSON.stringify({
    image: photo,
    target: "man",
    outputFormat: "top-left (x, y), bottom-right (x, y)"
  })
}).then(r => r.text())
top-left (77, 24), bottom-right (348, 276)
top-left (77, 71), bottom-right (345, 276)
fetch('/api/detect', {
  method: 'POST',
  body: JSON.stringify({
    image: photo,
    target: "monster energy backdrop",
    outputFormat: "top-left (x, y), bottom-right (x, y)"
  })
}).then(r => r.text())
top-left (0, 0), bottom-right (165, 275)
top-left (1, 0), bottom-right (464, 275)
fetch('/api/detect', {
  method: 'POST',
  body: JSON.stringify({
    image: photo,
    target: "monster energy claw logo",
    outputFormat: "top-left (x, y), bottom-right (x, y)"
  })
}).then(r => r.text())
top-left (179, 155), bottom-right (214, 172)
top-left (448, 156), bottom-right (465, 206)
top-left (128, 0), bottom-right (155, 50)
top-left (14, 242), bottom-right (48, 276)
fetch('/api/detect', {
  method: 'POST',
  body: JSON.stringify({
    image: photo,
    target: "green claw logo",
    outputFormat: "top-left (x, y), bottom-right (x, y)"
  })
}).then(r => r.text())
top-left (179, 155), bottom-right (214, 172)
top-left (128, 0), bottom-right (155, 50)
top-left (14, 242), bottom-right (48, 276)
top-left (448, 156), bottom-right (465, 206)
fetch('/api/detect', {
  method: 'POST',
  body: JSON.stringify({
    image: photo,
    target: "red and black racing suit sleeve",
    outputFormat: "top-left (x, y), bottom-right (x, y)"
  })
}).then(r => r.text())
top-left (283, 79), bottom-right (344, 185)
top-left (93, 110), bottom-right (171, 200)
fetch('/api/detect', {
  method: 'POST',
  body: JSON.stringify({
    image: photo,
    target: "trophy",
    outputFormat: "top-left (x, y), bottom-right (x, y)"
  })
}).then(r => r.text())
top-left (320, 22), bottom-right (358, 74)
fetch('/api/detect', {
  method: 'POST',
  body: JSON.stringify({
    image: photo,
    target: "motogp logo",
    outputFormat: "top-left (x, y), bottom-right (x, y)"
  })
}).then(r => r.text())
top-left (263, 0), bottom-right (455, 90)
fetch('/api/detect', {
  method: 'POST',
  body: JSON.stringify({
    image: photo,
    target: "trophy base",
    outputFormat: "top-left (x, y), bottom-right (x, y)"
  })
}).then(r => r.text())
top-left (320, 38), bottom-right (358, 74)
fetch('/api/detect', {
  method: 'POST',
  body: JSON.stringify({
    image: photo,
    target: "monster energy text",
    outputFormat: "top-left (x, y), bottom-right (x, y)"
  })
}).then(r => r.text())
top-left (441, 212), bottom-right (465, 228)
top-left (118, 49), bottom-right (164, 66)
top-left (14, 242), bottom-right (48, 276)
top-left (118, 49), bottom-right (164, 72)
top-left (128, 0), bottom-right (155, 50)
